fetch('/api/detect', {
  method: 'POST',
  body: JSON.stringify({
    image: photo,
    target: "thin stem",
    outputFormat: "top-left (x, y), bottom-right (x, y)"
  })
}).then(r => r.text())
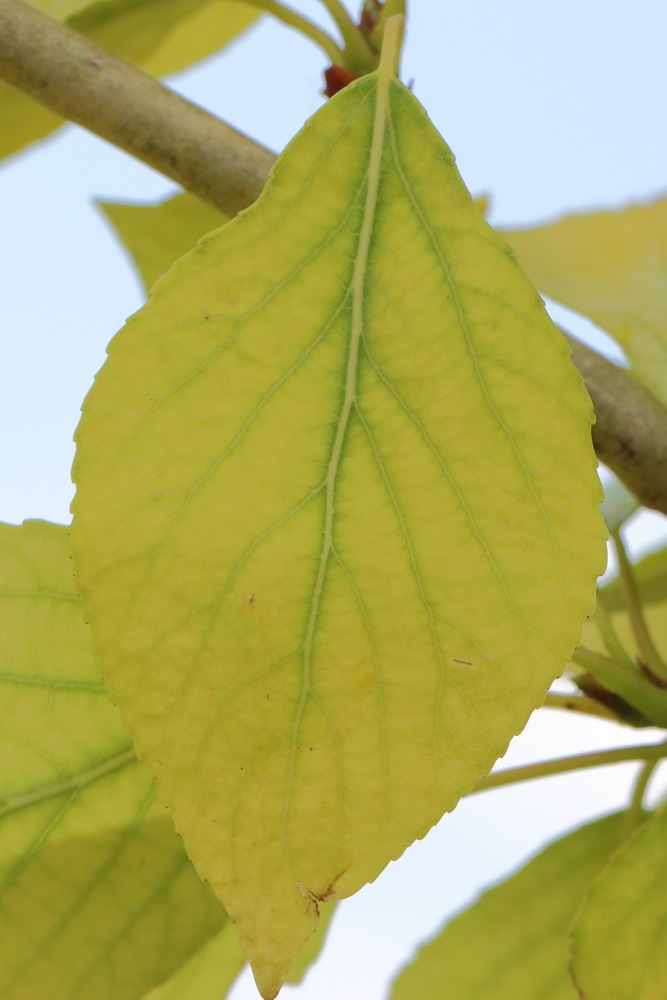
top-left (542, 692), bottom-right (621, 723)
top-left (593, 599), bottom-right (638, 674)
top-left (369, 0), bottom-right (407, 50)
top-left (246, 0), bottom-right (346, 65)
top-left (471, 741), bottom-right (667, 796)
top-left (378, 13), bottom-right (405, 78)
top-left (612, 528), bottom-right (667, 683)
top-left (316, 0), bottom-right (377, 73)
top-left (621, 756), bottom-right (661, 839)
top-left (572, 646), bottom-right (667, 728)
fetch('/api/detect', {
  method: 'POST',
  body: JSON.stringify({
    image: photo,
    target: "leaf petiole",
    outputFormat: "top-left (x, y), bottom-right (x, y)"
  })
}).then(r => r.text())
top-left (572, 646), bottom-right (667, 728)
top-left (471, 741), bottom-right (667, 796)
top-left (612, 527), bottom-right (667, 683)
top-left (316, 0), bottom-right (378, 73)
top-left (244, 0), bottom-right (346, 66)
top-left (593, 598), bottom-right (638, 674)
top-left (542, 691), bottom-right (625, 723)
top-left (622, 756), bottom-right (660, 836)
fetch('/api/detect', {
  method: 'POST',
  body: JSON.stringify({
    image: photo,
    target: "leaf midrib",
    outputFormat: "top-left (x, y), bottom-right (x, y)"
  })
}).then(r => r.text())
top-left (280, 71), bottom-right (392, 846)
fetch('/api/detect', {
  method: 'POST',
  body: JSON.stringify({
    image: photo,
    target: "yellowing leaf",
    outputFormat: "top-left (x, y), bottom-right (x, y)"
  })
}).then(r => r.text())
top-left (0, 520), bottom-right (225, 1000)
top-left (391, 812), bottom-right (630, 1000)
top-left (503, 198), bottom-right (667, 407)
top-left (100, 192), bottom-right (228, 292)
top-left (572, 805), bottom-right (667, 1000)
top-left (0, 0), bottom-right (257, 161)
top-left (142, 922), bottom-right (246, 1000)
top-left (72, 34), bottom-right (605, 998)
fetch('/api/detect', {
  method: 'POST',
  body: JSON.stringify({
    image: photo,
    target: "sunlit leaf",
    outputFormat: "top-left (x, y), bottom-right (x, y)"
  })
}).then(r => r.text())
top-left (391, 812), bottom-right (631, 1000)
top-left (0, 0), bottom-right (258, 161)
top-left (72, 40), bottom-right (605, 998)
top-left (572, 805), bottom-right (667, 1000)
top-left (504, 198), bottom-right (667, 408)
top-left (0, 520), bottom-right (225, 1000)
top-left (100, 192), bottom-right (227, 292)
top-left (142, 922), bottom-right (246, 1000)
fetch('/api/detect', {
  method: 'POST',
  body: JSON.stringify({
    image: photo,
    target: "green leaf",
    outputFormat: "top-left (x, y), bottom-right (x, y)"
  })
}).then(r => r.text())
top-left (100, 192), bottom-right (228, 292)
top-left (571, 805), bottom-right (667, 1000)
top-left (600, 543), bottom-right (667, 611)
top-left (0, 519), bottom-right (225, 1000)
top-left (503, 197), bottom-right (667, 408)
top-left (72, 37), bottom-right (606, 998)
top-left (0, 0), bottom-right (258, 162)
top-left (391, 812), bottom-right (631, 1000)
top-left (141, 922), bottom-right (246, 1000)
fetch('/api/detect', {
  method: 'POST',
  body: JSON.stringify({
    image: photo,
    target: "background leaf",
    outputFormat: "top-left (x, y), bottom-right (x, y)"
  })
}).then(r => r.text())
top-left (100, 192), bottom-right (227, 292)
top-left (141, 922), bottom-right (246, 1000)
top-left (0, 520), bottom-right (225, 1000)
top-left (390, 812), bottom-right (632, 1000)
top-left (599, 543), bottom-right (667, 611)
top-left (503, 197), bottom-right (667, 408)
top-left (72, 65), bottom-right (606, 997)
top-left (0, 0), bottom-right (258, 162)
top-left (571, 805), bottom-right (667, 1000)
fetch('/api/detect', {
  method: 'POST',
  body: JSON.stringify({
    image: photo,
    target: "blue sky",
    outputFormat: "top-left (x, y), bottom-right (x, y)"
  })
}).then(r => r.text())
top-left (1, 2), bottom-right (666, 997)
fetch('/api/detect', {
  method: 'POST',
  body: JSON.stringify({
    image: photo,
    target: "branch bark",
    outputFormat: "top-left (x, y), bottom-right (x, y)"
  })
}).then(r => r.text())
top-left (1, 0), bottom-right (666, 516)
top-left (566, 336), bottom-right (667, 516)
top-left (0, 0), bottom-right (275, 216)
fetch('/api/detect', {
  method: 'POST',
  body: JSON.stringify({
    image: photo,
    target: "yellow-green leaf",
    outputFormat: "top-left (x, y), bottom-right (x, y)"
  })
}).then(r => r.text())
top-left (101, 192), bottom-right (489, 296)
top-left (391, 812), bottom-right (631, 1000)
top-left (72, 31), bottom-right (605, 998)
top-left (0, 519), bottom-right (225, 1000)
top-left (503, 198), bottom-right (667, 407)
top-left (100, 192), bottom-right (228, 292)
top-left (141, 922), bottom-right (246, 1000)
top-left (0, 0), bottom-right (258, 162)
top-left (572, 805), bottom-right (667, 1000)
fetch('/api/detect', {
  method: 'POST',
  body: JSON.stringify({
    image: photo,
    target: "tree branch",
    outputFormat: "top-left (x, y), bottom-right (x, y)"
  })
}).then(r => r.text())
top-left (2, 0), bottom-right (666, 518)
top-left (0, 0), bottom-right (275, 216)
top-left (566, 335), bottom-right (667, 516)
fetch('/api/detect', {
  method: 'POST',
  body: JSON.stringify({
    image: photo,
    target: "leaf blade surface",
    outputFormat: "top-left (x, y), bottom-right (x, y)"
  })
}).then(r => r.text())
top-left (0, 520), bottom-right (225, 1000)
top-left (390, 812), bottom-right (630, 1000)
top-left (571, 805), bottom-right (667, 1000)
top-left (504, 198), bottom-right (667, 407)
top-left (72, 65), bottom-right (606, 997)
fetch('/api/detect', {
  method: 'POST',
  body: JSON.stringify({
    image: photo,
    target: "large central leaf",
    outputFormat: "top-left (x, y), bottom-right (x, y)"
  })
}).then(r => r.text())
top-left (72, 26), bottom-right (606, 998)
